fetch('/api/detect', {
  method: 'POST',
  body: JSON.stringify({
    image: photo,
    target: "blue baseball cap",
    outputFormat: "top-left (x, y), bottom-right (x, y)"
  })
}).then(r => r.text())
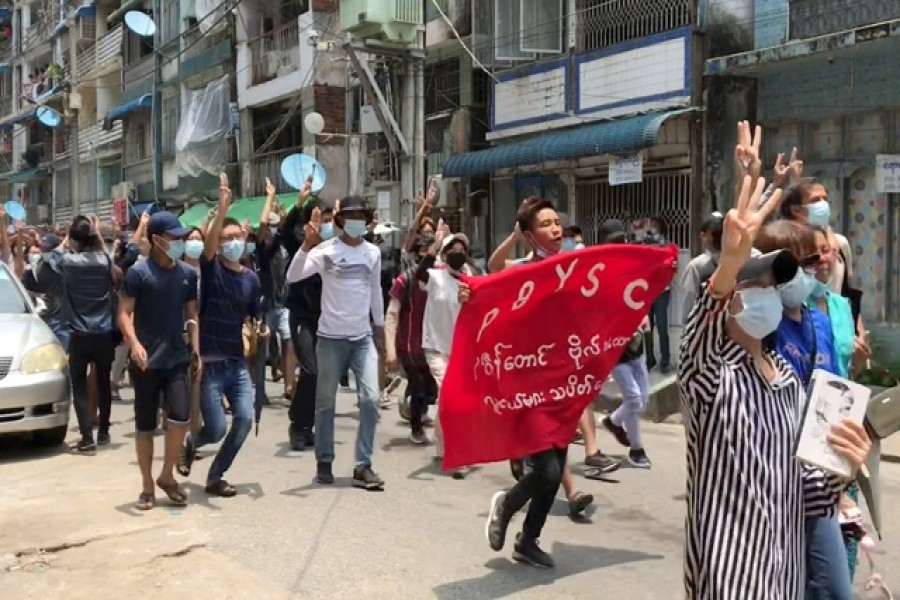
top-left (147, 211), bottom-right (191, 238)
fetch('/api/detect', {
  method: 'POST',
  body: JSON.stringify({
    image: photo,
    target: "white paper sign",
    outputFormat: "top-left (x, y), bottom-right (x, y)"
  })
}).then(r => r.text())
top-left (875, 154), bottom-right (900, 193)
top-left (377, 191), bottom-right (391, 210)
top-left (609, 155), bottom-right (643, 186)
top-left (795, 369), bottom-right (870, 478)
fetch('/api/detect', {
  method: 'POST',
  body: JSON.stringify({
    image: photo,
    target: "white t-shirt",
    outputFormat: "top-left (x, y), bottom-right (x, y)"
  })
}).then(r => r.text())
top-left (286, 237), bottom-right (384, 340)
top-left (830, 231), bottom-right (852, 295)
top-left (422, 267), bottom-right (461, 355)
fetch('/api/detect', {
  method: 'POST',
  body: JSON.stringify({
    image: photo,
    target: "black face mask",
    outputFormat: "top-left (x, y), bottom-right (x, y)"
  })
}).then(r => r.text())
top-left (445, 252), bottom-right (467, 271)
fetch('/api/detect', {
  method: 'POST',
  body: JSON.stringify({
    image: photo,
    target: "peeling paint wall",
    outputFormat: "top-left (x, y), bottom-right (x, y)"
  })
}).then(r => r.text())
top-left (705, 77), bottom-right (756, 216)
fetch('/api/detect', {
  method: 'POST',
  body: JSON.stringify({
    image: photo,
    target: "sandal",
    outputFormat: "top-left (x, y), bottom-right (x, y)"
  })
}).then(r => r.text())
top-left (156, 479), bottom-right (188, 505)
top-left (136, 491), bottom-right (155, 511)
top-left (176, 434), bottom-right (195, 477)
top-left (205, 479), bottom-right (237, 498)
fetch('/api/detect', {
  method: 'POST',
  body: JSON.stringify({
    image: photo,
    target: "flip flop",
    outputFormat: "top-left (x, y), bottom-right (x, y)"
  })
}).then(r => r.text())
top-left (177, 435), bottom-right (195, 477)
top-left (136, 491), bottom-right (155, 511)
top-left (156, 479), bottom-right (188, 505)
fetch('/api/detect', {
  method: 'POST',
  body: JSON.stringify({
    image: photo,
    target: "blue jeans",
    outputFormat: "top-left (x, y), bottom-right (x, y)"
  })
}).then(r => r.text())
top-left (805, 516), bottom-right (852, 600)
top-left (610, 355), bottom-right (650, 449)
top-left (48, 317), bottom-right (70, 352)
top-left (197, 359), bottom-right (253, 484)
top-left (314, 335), bottom-right (379, 466)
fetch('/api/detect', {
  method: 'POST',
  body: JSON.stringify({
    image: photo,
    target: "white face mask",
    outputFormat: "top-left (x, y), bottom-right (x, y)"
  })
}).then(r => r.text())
top-left (733, 287), bottom-right (783, 339)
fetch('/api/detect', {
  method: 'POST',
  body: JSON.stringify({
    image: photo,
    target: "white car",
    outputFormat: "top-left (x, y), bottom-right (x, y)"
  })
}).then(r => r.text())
top-left (0, 263), bottom-right (70, 446)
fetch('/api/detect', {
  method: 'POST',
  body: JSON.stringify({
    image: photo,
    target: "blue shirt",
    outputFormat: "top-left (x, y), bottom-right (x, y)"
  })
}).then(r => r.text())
top-left (775, 308), bottom-right (840, 385)
top-left (121, 257), bottom-right (197, 370)
top-left (199, 255), bottom-right (261, 360)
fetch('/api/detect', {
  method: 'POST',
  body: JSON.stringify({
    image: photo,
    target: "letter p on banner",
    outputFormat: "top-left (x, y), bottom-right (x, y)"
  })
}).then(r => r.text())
top-left (439, 244), bottom-right (678, 470)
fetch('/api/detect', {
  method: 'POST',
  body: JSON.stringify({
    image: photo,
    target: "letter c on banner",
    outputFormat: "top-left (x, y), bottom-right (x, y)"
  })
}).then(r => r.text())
top-left (624, 279), bottom-right (649, 310)
top-left (476, 308), bottom-right (499, 343)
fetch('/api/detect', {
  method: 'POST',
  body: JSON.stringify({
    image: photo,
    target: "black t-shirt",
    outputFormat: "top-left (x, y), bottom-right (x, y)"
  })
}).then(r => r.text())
top-left (121, 257), bottom-right (198, 370)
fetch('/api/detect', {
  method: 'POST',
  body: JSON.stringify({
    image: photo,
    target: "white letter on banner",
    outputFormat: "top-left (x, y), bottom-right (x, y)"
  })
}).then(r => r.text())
top-left (512, 281), bottom-right (534, 311)
top-left (555, 259), bottom-right (578, 291)
top-left (624, 279), bottom-right (649, 310)
top-left (476, 308), bottom-right (499, 343)
top-left (580, 263), bottom-right (606, 297)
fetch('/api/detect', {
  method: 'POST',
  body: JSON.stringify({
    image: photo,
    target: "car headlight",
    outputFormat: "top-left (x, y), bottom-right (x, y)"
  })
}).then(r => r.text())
top-left (20, 343), bottom-right (69, 375)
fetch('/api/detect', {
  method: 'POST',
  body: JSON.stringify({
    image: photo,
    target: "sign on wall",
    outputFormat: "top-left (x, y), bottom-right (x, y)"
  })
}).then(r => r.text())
top-left (875, 154), bottom-right (900, 193)
top-left (609, 155), bottom-right (643, 186)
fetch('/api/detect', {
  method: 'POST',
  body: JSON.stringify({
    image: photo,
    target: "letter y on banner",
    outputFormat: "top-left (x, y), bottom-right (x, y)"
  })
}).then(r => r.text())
top-left (440, 244), bottom-right (678, 470)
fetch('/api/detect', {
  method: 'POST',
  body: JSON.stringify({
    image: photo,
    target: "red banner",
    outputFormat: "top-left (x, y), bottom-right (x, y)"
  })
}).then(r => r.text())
top-left (112, 198), bottom-right (127, 227)
top-left (439, 244), bottom-right (678, 470)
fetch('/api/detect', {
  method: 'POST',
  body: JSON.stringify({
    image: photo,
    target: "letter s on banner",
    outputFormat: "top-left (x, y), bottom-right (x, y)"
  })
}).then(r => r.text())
top-left (624, 279), bottom-right (649, 310)
top-left (581, 262), bottom-right (605, 297)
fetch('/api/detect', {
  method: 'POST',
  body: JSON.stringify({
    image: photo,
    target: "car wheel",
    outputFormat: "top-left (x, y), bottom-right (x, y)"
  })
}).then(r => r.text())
top-left (33, 425), bottom-right (68, 447)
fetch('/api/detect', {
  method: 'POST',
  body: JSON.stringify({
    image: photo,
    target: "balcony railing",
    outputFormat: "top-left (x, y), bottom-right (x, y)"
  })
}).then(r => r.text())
top-left (23, 22), bottom-right (52, 54)
top-left (97, 25), bottom-right (123, 68)
top-left (124, 53), bottom-right (154, 85)
top-left (249, 20), bottom-right (300, 86)
top-left (789, 0), bottom-right (900, 40)
top-left (576, 0), bottom-right (692, 53)
top-left (182, 26), bottom-right (229, 62)
top-left (244, 147), bottom-right (303, 195)
top-left (0, 97), bottom-right (10, 118)
top-left (79, 121), bottom-right (123, 158)
top-left (76, 44), bottom-right (97, 79)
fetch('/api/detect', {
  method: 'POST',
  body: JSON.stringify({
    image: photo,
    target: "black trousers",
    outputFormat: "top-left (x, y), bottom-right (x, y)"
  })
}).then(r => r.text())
top-left (288, 314), bottom-right (316, 432)
top-left (399, 351), bottom-right (437, 432)
top-left (69, 331), bottom-right (116, 442)
top-left (504, 446), bottom-right (568, 542)
top-left (646, 288), bottom-right (671, 367)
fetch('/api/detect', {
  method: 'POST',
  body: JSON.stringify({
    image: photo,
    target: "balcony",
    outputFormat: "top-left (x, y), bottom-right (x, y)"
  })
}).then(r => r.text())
top-left (78, 121), bottom-right (123, 159)
top-left (179, 27), bottom-right (232, 81)
top-left (76, 24), bottom-right (123, 81)
top-left (0, 97), bottom-right (10, 119)
top-left (789, 0), bottom-right (900, 40)
top-left (54, 130), bottom-right (72, 160)
top-left (23, 22), bottom-right (52, 59)
top-left (76, 44), bottom-right (97, 79)
top-left (123, 52), bottom-right (154, 96)
top-left (249, 20), bottom-right (300, 86)
top-left (243, 147), bottom-right (302, 196)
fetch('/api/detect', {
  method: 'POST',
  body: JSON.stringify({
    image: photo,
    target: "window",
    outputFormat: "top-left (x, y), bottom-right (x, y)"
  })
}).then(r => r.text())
top-left (127, 121), bottom-right (149, 163)
top-left (576, 0), bottom-right (692, 53)
top-left (473, 0), bottom-right (565, 67)
top-left (136, 124), bottom-right (148, 160)
top-left (520, 0), bottom-right (564, 53)
top-left (494, 0), bottom-right (534, 61)
top-left (161, 95), bottom-right (179, 156)
top-left (162, 0), bottom-right (179, 44)
top-left (424, 58), bottom-right (460, 115)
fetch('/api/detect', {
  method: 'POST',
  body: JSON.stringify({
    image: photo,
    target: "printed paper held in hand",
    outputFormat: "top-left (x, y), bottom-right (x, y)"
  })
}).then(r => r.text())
top-left (795, 369), bottom-right (870, 478)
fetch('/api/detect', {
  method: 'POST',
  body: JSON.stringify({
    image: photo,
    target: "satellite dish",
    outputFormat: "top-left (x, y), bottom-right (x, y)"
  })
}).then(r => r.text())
top-left (4, 200), bottom-right (27, 221)
top-left (35, 106), bottom-right (63, 128)
top-left (280, 154), bottom-right (326, 193)
top-left (124, 11), bottom-right (156, 37)
top-left (304, 112), bottom-right (325, 135)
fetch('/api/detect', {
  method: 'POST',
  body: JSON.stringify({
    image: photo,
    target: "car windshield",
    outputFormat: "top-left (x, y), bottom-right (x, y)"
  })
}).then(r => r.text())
top-left (0, 266), bottom-right (30, 314)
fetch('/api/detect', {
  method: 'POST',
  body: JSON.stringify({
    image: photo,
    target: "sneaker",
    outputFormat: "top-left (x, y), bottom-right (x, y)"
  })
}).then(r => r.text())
top-left (584, 451), bottom-right (620, 473)
top-left (289, 426), bottom-right (306, 452)
top-left (512, 533), bottom-right (554, 568)
top-left (352, 464), bottom-right (384, 490)
top-left (628, 448), bottom-right (652, 469)
top-left (316, 461), bottom-right (334, 485)
top-left (409, 429), bottom-right (428, 445)
top-left (450, 469), bottom-right (466, 480)
top-left (302, 428), bottom-right (315, 446)
top-left (71, 439), bottom-right (96, 455)
top-left (422, 415), bottom-right (435, 428)
top-left (97, 431), bottom-right (111, 446)
top-left (601, 416), bottom-right (631, 448)
top-left (568, 491), bottom-right (594, 517)
top-left (485, 491), bottom-right (511, 552)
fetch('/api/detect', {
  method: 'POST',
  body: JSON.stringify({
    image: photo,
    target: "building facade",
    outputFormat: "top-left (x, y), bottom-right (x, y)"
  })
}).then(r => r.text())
top-left (706, 0), bottom-right (900, 322)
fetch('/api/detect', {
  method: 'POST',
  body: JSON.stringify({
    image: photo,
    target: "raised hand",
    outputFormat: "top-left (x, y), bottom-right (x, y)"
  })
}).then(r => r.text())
top-left (302, 207), bottom-right (322, 249)
top-left (296, 176), bottom-right (313, 207)
top-left (140, 211), bottom-right (151, 225)
top-left (773, 152), bottom-right (788, 187)
top-left (435, 218), bottom-right (449, 243)
top-left (265, 177), bottom-right (276, 197)
top-left (734, 121), bottom-right (762, 181)
top-left (219, 172), bottom-right (232, 205)
top-left (786, 146), bottom-right (804, 183)
top-left (425, 178), bottom-right (439, 205)
top-left (721, 175), bottom-right (783, 270)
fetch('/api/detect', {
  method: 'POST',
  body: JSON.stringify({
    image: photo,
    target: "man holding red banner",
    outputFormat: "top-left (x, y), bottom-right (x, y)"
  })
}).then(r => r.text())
top-left (445, 199), bottom-right (676, 568)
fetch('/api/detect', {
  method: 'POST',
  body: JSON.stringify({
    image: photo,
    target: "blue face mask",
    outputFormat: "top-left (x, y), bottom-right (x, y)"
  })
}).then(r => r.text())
top-left (245, 242), bottom-right (257, 255)
top-left (184, 240), bottom-right (204, 259)
top-left (733, 287), bottom-right (783, 339)
top-left (320, 222), bottom-right (334, 240)
top-left (778, 270), bottom-right (817, 308)
top-left (806, 201), bottom-right (831, 228)
top-left (343, 219), bottom-right (367, 239)
top-left (561, 238), bottom-right (578, 252)
top-left (809, 278), bottom-right (830, 300)
top-left (164, 239), bottom-right (185, 261)
top-left (221, 239), bottom-right (246, 262)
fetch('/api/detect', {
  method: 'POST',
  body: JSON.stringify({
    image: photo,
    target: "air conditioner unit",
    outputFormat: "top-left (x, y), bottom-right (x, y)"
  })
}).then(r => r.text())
top-left (340, 0), bottom-right (422, 45)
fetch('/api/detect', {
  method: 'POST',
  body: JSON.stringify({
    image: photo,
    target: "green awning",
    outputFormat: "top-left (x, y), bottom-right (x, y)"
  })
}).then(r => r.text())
top-left (9, 167), bottom-right (50, 184)
top-left (178, 201), bottom-right (215, 228)
top-left (107, 0), bottom-right (143, 26)
top-left (226, 193), bottom-right (297, 226)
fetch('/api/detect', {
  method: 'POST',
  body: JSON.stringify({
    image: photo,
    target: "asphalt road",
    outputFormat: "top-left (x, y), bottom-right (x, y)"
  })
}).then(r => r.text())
top-left (2, 378), bottom-right (899, 599)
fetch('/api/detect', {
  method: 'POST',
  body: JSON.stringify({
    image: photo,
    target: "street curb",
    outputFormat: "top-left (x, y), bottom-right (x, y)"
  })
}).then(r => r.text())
top-left (592, 375), bottom-right (683, 425)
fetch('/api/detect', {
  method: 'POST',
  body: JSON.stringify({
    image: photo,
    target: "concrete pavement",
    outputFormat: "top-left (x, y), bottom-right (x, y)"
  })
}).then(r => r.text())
top-left (2, 379), bottom-right (899, 599)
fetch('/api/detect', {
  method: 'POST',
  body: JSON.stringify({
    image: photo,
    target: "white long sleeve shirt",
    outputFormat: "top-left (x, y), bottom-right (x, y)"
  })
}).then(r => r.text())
top-left (286, 237), bottom-right (384, 340)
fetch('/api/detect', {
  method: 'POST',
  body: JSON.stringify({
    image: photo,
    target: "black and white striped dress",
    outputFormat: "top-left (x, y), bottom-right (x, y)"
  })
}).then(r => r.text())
top-left (678, 288), bottom-right (844, 599)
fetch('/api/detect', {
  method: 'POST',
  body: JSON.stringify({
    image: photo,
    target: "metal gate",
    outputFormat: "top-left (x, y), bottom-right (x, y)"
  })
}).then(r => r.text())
top-left (574, 171), bottom-right (691, 248)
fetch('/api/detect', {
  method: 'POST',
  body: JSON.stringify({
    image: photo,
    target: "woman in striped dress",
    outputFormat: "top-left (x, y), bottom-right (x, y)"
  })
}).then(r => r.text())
top-left (678, 171), bottom-right (871, 599)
